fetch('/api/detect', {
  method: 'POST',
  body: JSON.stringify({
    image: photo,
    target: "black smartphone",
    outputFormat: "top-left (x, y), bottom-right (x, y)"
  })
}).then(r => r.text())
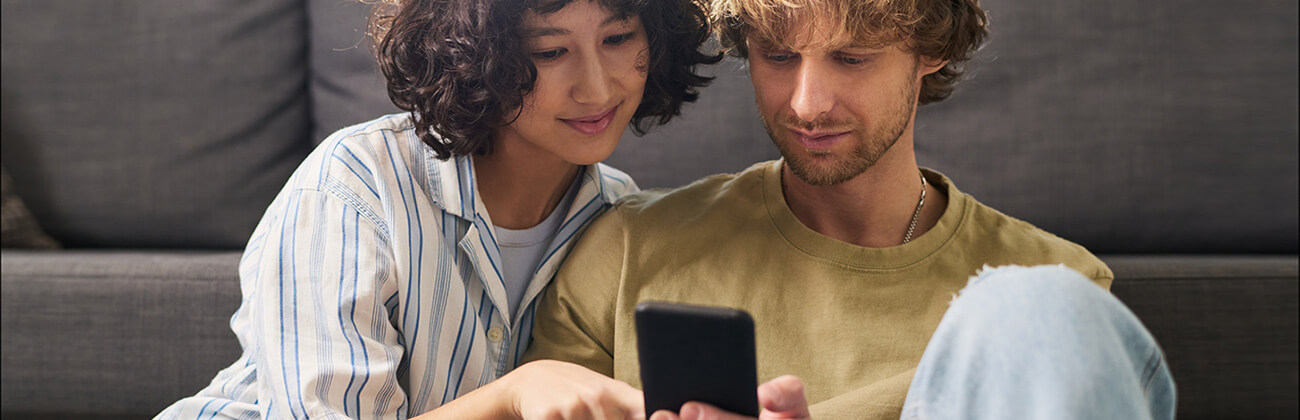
top-left (635, 301), bottom-right (759, 417)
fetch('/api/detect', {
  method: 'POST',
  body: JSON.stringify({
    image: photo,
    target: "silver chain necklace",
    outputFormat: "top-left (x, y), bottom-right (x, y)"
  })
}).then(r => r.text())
top-left (781, 165), bottom-right (928, 245)
top-left (902, 172), bottom-right (927, 244)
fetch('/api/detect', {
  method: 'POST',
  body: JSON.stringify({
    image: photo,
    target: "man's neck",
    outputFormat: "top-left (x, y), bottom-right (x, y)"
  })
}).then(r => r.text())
top-left (472, 139), bottom-right (580, 230)
top-left (781, 139), bottom-right (947, 248)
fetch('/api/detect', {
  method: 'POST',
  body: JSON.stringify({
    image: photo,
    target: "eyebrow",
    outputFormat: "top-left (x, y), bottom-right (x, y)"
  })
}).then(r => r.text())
top-left (521, 14), bottom-right (631, 38)
top-left (749, 36), bottom-right (790, 51)
top-left (751, 37), bottom-right (876, 53)
top-left (833, 45), bottom-right (880, 53)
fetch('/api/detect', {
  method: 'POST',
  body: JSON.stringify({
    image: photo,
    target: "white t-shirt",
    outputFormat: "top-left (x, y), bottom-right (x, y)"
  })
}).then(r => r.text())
top-left (494, 178), bottom-right (580, 315)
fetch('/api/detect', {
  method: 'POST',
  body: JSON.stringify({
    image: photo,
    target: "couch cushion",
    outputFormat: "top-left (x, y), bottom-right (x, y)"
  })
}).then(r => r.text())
top-left (0, 250), bottom-right (244, 417)
top-left (3, 252), bottom-right (1294, 419)
top-left (914, 0), bottom-right (1299, 253)
top-left (1106, 255), bottom-right (1299, 420)
top-left (0, 0), bottom-right (312, 248)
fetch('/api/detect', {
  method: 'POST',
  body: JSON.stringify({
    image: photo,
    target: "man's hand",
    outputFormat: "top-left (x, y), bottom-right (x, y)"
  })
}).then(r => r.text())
top-left (508, 359), bottom-right (647, 420)
top-left (648, 375), bottom-right (811, 420)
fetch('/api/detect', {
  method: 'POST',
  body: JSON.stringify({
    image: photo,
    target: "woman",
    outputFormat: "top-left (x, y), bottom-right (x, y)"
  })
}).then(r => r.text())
top-left (157, 0), bottom-right (717, 418)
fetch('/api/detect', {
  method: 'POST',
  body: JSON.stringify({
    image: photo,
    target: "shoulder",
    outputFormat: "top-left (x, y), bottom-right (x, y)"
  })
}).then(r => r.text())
top-left (317, 113), bottom-right (426, 185)
top-left (565, 161), bottom-right (773, 271)
top-left (286, 113), bottom-right (423, 189)
top-left (592, 163), bottom-right (639, 201)
top-left (611, 160), bottom-right (773, 224)
top-left (959, 195), bottom-right (1114, 286)
top-left (273, 113), bottom-right (443, 230)
top-left (323, 112), bottom-right (420, 145)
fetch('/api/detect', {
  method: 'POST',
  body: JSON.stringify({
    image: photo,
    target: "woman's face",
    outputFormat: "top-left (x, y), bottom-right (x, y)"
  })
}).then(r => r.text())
top-left (495, 0), bottom-right (649, 166)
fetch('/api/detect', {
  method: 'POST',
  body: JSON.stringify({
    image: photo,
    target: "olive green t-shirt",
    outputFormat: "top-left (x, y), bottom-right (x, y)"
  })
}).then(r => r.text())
top-left (524, 160), bottom-right (1112, 418)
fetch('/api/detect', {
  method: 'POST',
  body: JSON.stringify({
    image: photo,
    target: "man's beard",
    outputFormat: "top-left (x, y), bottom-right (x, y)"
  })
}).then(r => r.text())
top-left (762, 80), bottom-right (918, 187)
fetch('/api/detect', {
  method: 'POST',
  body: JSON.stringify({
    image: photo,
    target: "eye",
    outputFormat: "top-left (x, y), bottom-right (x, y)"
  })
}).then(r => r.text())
top-left (604, 32), bottom-right (636, 45)
top-left (836, 53), bottom-right (874, 66)
top-left (531, 48), bottom-right (566, 61)
top-left (765, 52), bottom-right (796, 63)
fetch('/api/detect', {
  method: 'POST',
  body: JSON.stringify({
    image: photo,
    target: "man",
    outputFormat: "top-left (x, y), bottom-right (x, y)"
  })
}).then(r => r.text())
top-left (516, 0), bottom-right (1176, 419)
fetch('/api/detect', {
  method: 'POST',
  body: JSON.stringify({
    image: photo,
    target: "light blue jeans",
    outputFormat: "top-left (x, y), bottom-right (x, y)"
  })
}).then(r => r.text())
top-left (901, 265), bottom-right (1176, 420)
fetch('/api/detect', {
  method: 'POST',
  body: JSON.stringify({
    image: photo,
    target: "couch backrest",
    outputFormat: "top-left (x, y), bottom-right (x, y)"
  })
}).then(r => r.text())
top-left (1, 0), bottom-right (313, 249)
top-left (913, 0), bottom-right (1299, 254)
top-left (3, 0), bottom-right (1295, 254)
top-left (309, 1), bottom-right (1298, 255)
top-left (308, 0), bottom-right (402, 146)
top-left (648, 0), bottom-right (1298, 254)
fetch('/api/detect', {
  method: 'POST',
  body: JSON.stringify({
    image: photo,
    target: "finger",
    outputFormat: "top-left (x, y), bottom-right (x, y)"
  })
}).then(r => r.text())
top-left (593, 395), bottom-right (643, 420)
top-left (649, 410), bottom-right (681, 420)
top-left (613, 382), bottom-right (646, 419)
top-left (587, 381), bottom-right (644, 420)
top-left (757, 375), bottom-right (810, 418)
top-left (576, 374), bottom-right (645, 420)
top-left (680, 402), bottom-right (755, 420)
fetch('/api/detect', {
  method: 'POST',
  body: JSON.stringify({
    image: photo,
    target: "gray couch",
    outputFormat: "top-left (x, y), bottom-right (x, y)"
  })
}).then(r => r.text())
top-left (2, 0), bottom-right (1296, 419)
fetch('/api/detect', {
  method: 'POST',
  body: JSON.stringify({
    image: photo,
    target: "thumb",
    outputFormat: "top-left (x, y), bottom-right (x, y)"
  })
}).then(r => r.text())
top-left (758, 375), bottom-right (810, 419)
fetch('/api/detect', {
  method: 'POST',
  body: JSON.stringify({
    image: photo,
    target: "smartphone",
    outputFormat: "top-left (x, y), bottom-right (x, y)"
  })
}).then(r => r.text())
top-left (635, 301), bottom-right (759, 417)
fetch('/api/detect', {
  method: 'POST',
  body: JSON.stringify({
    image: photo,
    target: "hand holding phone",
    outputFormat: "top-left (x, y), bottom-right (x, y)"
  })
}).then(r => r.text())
top-left (635, 301), bottom-right (760, 417)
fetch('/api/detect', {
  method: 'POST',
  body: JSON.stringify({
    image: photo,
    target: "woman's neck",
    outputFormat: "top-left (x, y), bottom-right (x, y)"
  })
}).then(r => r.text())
top-left (471, 138), bottom-right (581, 230)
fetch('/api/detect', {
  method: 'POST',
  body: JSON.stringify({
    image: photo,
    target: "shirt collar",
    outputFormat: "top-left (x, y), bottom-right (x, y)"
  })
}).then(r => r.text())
top-left (423, 152), bottom-right (620, 222)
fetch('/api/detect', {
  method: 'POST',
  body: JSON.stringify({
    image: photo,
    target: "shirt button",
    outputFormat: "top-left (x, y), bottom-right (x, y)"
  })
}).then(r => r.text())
top-left (487, 327), bottom-right (504, 343)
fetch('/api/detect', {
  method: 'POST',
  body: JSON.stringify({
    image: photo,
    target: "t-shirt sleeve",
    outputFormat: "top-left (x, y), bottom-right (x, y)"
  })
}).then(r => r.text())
top-left (1086, 263), bottom-right (1114, 290)
top-left (521, 205), bottom-right (628, 376)
top-left (1062, 248), bottom-right (1114, 290)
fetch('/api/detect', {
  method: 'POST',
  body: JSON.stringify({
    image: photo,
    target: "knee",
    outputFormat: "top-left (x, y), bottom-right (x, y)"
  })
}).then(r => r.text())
top-left (948, 264), bottom-right (1118, 329)
top-left (935, 265), bottom-right (1145, 373)
top-left (962, 264), bottom-right (1106, 304)
top-left (913, 265), bottom-right (1175, 419)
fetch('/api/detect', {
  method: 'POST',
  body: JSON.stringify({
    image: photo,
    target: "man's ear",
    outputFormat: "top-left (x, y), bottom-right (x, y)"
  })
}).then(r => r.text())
top-left (919, 56), bottom-right (948, 76)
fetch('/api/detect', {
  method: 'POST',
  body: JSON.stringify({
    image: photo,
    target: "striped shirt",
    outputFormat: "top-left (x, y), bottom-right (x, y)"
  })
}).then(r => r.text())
top-left (157, 113), bottom-right (638, 419)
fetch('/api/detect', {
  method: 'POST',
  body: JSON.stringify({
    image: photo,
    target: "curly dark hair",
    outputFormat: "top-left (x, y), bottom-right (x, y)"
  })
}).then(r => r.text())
top-left (711, 0), bottom-right (989, 105)
top-left (370, 0), bottom-right (722, 160)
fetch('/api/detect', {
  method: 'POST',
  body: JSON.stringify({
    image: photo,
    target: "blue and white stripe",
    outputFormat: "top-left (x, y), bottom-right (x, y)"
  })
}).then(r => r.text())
top-left (156, 113), bottom-right (637, 419)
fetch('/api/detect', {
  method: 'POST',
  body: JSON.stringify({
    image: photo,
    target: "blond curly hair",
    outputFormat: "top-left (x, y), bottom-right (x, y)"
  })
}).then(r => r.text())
top-left (711, 0), bottom-right (989, 104)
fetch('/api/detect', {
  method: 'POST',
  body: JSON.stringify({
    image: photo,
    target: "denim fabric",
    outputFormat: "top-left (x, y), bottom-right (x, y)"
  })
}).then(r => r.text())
top-left (901, 265), bottom-right (1176, 420)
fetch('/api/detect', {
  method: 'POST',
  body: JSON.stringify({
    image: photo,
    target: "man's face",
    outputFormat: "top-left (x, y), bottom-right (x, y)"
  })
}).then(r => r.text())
top-left (747, 30), bottom-right (939, 186)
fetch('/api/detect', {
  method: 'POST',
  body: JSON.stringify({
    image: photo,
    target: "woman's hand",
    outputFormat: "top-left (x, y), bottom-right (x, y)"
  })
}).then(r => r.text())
top-left (506, 360), bottom-right (646, 420)
top-left (413, 359), bottom-right (644, 420)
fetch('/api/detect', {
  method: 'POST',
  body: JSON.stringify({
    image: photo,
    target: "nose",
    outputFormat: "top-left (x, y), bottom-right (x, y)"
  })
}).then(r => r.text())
top-left (571, 53), bottom-right (614, 106)
top-left (789, 61), bottom-right (833, 122)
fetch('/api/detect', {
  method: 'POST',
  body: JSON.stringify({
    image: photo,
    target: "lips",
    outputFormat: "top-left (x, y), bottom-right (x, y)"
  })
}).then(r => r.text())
top-left (561, 106), bottom-right (618, 136)
top-left (789, 128), bottom-right (850, 150)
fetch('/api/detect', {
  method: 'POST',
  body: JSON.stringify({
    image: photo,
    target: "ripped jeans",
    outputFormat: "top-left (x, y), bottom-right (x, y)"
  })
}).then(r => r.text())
top-left (901, 265), bottom-right (1176, 420)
